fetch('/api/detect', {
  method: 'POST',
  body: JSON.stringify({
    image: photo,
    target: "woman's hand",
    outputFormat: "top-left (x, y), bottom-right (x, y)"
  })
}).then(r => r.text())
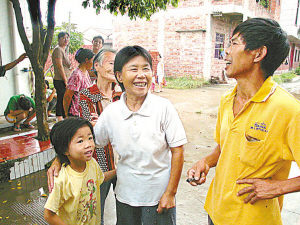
top-left (157, 192), bottom-right (176, 214)
top-left (90, 113), bottom-right (98, 126)
top-left (47, 158), bottom-right (62, 192)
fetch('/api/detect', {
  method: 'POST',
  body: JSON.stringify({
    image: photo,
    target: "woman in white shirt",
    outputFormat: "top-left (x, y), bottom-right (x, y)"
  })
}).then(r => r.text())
top-left (94, 45), bottom-right (187, 225)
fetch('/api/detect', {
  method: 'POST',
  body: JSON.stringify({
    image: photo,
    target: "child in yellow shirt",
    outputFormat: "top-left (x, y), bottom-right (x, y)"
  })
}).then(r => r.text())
top-left (44, 117), bottom-right (116, 225)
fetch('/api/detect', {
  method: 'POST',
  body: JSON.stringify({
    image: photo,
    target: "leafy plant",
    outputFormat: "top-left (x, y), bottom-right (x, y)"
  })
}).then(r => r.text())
top-left (165, 76), bottom-right (208, 89)
top-left (273, 72), bottom-right (297, 84)
top-left (82, 0), bottom-right (179, 20)
top-left (294, 67), bottom-right (300, 75)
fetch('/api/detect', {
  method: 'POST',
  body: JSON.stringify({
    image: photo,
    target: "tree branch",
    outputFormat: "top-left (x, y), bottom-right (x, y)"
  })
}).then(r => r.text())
top-left (42, 0), bottom-right (57, 66)
top-left (9, 0), bottom-right (31, 54)
top-left (27, 0), bottom-right (42, 61)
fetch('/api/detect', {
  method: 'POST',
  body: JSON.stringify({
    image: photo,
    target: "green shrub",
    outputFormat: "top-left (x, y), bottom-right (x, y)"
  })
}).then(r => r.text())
top-left (295, 67), bottom-right (300, 75)
top-left (165, 76), bottom-right (208, 89)
top-left (273, 72), bottom-right (297, 84)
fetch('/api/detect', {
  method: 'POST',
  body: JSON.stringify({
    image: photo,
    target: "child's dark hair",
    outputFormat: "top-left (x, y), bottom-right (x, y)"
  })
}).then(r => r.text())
top-left (18, 95), bottom-right (32, 110)
top-left (75, 48), bottom-right (95, 64)
top-left (50, 117), bottom-right (95, 166)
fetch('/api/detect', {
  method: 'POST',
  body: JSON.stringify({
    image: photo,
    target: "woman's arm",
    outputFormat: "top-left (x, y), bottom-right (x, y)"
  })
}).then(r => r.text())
top-left (44, 209), bottom-right (67, 225)
top-left (63, 89), bottom-right (75, 117)
top-left (47, 88), bottom-right (56, 102)
top-left (54, 58), bottom-right (68, 86)
top-left (103, 169), bottom-right (116, 182)
top-left (47, 158), bottom-right (62, 193)
top-left (157, 145), bottom-right (184, 214)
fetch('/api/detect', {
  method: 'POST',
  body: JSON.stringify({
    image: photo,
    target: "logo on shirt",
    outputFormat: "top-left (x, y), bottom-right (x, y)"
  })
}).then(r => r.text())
top-left (250, 122), bottom-right (268, 133)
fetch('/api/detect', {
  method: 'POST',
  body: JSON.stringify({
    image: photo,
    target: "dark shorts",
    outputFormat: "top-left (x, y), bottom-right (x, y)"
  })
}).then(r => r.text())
top-left (116, 200), bottom-right (176, 225)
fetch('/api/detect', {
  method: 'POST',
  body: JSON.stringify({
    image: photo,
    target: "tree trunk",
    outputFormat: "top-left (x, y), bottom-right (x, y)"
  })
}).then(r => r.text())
top-left (31, 63), bottom-right (49, 141)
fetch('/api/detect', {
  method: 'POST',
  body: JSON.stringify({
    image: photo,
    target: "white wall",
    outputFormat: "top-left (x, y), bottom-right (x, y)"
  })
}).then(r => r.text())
top-left (280, 0), bottom-right (300, 36)
top-left (0, 0), bottom-right (31, 116)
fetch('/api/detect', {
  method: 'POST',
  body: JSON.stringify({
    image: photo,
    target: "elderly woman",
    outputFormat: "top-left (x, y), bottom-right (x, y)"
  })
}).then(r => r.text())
top-left (52, 32), bottom-right (71, 121)
top-left (63, 48), bottom-right (94, 117)
top-left (94, 45), bottom-right (187, 224)
top-left (79, 47), bottom-right (121, 225)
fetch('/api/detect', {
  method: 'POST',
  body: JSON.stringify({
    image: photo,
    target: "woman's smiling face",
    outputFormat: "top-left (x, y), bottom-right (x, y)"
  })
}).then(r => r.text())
top-left (116, 55), bottom-right (152, 99)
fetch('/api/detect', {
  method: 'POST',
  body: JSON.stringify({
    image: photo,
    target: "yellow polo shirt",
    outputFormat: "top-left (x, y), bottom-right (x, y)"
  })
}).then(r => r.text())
top-left (205, 77), bottom-right (300, 225)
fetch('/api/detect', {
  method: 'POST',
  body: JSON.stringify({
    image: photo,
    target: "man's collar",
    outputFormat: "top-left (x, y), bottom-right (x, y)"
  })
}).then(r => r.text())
top-left (226, 77), bottom-right (276, 103)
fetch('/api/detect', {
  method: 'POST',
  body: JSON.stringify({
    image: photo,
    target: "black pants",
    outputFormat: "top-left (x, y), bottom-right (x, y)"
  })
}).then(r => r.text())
top-left (53, 80), bottom-right (66, 117)
top-left (208, 215), bottom-right (215, 225)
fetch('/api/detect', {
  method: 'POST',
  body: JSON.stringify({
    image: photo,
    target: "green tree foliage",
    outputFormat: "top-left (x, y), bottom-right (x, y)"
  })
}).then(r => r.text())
top-left (50, 22), bottom-right (84, 54)
top-left (82, 0), bottom-right (180, 20)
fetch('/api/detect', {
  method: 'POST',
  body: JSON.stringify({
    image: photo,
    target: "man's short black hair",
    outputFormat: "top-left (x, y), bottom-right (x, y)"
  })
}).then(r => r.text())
top-left (232, 18), bottom-right (290, 78)
top-left (18, 95), bottom-right (32, 110)
top-left (93, 35), bottom-right (104, 44)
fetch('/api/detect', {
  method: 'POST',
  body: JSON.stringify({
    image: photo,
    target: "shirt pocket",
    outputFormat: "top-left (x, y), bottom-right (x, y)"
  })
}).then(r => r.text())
top-left (239, 134), bottom-right (265, 168)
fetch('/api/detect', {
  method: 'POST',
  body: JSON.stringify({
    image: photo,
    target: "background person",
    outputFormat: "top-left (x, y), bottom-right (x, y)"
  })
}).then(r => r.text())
top-left (156, 54), bottom-right (164, 92)
top-left (52, 32), bottom-right (72, 121)
top-left (89, 35), bottom-right (105, 82)
top-left (45, 80), bottom-right (57, 117)
top-left (94, 45), bottom-right (187, 224)
top-left (63, 48), bottom-right (94, 117)
top-left (187, 18), bottom-right (299, 225)
top-left (4, 94), bottom-right (36, 132)
top-left (0, 53), bottom-right (27, 77)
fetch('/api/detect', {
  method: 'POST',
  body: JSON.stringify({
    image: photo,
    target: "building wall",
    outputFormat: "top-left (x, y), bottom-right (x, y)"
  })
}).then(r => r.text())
top-left (113, 0), bottom-right (282, 81)
top-left (0, 0), bottom-right (30, 115)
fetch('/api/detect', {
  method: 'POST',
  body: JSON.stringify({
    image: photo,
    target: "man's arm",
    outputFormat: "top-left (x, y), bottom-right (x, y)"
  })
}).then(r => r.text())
top-left (187, 144), bottom-right (221, 186)
top-left (237, 176), bottom-right (300, 204)
top-left (157, 145), bottom-right (184, 214)
top-left (4, 53), bottom-right (27, 71)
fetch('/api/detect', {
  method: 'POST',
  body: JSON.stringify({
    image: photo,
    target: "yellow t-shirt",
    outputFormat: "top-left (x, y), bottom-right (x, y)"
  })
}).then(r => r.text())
top-left (44, 158), bottom-right (104, 224)
top-left (205, 77), bottom-right (300, 225)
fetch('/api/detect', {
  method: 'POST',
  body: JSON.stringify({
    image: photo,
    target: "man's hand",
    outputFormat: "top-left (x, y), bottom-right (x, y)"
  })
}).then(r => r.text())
top-left (157, 192), bottom-right (175, 214)
top-left (17, 53), bottom-right (28, 63)
top-left (187, 159), bottom-right (210, 186)
top-left (47, 158), bottom-right (62, 193)
top-left (237, 178), bottom-right (281, 204)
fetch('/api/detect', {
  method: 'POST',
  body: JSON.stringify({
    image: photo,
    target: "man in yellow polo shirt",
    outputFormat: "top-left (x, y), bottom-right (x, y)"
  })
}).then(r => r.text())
top-left (187, 18), bottom-right (300, 225)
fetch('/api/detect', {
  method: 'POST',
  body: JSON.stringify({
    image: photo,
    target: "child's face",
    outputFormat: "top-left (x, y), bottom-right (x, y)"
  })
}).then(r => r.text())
top-left (66, 125), bottom-right (95, 165)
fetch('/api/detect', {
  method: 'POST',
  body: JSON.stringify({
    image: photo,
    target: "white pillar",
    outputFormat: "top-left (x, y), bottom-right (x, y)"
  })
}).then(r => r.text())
top-left (203, 13), bottom-right (213, 80)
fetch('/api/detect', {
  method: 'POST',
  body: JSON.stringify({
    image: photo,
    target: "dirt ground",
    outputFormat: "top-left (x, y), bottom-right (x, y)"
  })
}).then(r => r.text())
top-left (159, 85), bottom-right (231, 225)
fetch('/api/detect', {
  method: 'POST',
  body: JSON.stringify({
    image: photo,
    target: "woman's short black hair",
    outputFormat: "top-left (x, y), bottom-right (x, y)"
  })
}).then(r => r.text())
top-left (75, 48), bottom-right (95, 64)
top-left (50, 117), bottom-right (95, 166)
top-left (18, 95), bottom-right (32, 110)
top-left (114, 45), bottom-right (153, 91)
top-left (58, 32), bottom-right (69, 40)
top-left (232, 18), bottom-right (290, 79)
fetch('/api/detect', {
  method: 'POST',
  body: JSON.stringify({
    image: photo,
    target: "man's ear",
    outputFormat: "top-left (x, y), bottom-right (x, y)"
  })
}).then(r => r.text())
top-left (254, 46), bottom-right (267, 63)
top-left (116, 71), bottom-right (122, 83)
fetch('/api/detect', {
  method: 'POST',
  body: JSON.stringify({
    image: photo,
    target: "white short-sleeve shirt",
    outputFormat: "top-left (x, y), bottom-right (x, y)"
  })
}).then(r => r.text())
top-left (94, 92), bottom-right (187, 206)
